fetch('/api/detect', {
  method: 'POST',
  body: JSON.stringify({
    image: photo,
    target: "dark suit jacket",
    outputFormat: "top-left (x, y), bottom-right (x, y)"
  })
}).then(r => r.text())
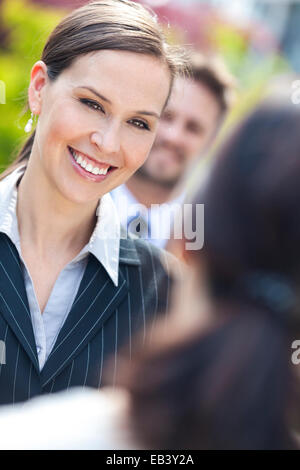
top-left (0, 231), bottom-right (175, 405)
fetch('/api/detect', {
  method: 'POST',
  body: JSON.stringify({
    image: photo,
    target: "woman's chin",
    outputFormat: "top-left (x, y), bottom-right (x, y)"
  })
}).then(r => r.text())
top-left (54, 180), bottom-right (101, 207)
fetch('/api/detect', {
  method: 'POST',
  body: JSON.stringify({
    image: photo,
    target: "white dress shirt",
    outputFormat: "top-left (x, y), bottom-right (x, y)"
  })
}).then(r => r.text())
top-left (0, 165), bottom-right (121, 370)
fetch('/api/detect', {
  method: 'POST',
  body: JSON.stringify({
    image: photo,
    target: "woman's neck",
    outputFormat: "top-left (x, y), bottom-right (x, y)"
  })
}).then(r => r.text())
top-left (16, 159), bottom-right (98, 261)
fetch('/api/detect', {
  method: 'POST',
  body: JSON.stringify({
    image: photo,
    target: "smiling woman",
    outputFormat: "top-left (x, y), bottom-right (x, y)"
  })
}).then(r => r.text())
top-left (0, 0), bottom-right (187, 405)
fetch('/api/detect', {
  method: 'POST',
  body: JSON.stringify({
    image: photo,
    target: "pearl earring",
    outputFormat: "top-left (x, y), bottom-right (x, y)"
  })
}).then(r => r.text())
top-left (24, 112), bottom-right (35, 133)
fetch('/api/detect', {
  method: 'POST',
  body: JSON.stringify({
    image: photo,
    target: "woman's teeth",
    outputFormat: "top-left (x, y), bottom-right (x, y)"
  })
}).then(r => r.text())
top-left (70, 147), bottom-right (109, 175)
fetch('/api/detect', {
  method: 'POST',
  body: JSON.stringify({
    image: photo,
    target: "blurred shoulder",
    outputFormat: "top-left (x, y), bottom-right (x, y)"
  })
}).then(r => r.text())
top-left (0, 387), bottom-right (135, 450)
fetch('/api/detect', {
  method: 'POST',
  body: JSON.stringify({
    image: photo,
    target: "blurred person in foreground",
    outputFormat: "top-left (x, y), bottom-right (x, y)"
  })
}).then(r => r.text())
top-left (1, 100), bottom-right (300, 449)
top-left (112, 51), bottom-right (235, 248)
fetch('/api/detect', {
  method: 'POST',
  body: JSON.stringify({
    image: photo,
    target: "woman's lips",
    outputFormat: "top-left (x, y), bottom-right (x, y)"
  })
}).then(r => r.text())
top-left (68, 146), bottom-right (117, 182)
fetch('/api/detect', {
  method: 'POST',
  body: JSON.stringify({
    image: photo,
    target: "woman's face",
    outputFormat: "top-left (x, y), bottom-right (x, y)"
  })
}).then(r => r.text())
top-left (28, 50), bottom-right (171, 204)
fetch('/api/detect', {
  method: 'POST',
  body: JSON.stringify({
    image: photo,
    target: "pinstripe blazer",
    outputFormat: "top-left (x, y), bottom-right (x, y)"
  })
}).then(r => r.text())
top-left (0, 230), bottom-right (174, 405)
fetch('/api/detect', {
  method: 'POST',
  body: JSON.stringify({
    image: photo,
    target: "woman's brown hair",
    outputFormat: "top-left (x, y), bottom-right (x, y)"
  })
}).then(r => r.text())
top-left (1, 0), bottom-right (187, 181)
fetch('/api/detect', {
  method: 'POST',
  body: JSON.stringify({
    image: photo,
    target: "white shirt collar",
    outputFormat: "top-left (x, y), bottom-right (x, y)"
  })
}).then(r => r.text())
top-left (0, 165), bottom-right (120, 286)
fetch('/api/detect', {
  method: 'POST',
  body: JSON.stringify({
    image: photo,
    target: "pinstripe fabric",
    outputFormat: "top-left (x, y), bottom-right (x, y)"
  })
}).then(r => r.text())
top-left (97, 326), bottom-right (104, 388)
top-left (0, 230), bottom-right (174, 405)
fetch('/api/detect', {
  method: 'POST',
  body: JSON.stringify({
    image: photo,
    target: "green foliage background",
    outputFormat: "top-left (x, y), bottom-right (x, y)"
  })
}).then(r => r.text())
top-left (0, 0), bottom-right (63, 169)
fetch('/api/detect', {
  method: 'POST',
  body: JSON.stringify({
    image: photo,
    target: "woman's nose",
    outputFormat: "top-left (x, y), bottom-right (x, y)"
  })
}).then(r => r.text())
top-left (90, 123), bottom-right (121, 156)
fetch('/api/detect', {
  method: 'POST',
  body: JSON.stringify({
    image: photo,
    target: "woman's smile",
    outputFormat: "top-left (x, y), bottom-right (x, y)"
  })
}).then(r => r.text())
top-left (68, 145), bottom-right (117, 183)
top-left (0, 0), bottom-right (187, 411)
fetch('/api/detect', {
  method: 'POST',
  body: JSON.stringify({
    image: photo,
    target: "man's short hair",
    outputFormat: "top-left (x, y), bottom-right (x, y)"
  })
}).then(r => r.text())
top-left (187, 50), bottom-right (236, 118)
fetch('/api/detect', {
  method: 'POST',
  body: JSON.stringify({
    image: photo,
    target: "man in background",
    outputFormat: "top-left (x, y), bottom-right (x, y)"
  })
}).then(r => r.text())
top-left (112, 51), bottom-right (236, 248)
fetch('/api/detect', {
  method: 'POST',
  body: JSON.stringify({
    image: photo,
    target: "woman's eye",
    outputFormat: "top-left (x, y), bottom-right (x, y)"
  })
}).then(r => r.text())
top-left (129, 119), bottom-right (150, 131)
top-left (80, 98), bottom-right (104, 113)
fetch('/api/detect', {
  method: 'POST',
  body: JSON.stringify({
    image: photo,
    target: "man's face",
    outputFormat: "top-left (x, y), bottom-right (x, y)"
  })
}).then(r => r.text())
top-left (137, 76), bottom-right (222, 188)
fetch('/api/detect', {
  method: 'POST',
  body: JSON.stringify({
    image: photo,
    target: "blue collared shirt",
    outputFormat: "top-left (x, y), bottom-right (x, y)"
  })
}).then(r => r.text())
top-left (0, 165), bottom-right (120, 370)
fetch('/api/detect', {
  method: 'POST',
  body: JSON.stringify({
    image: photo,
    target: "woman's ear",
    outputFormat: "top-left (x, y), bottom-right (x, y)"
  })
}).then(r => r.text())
top-left (28, 60), bottom-right (48, 115)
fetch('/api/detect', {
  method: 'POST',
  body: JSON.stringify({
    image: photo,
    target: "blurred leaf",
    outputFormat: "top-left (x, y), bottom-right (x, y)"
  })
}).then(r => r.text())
top-left (0, 0), bottom-right (63, 166)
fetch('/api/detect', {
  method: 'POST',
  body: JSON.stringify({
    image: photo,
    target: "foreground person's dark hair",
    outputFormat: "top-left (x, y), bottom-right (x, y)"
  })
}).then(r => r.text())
top-left (115, 101), bottom-right (300, 449)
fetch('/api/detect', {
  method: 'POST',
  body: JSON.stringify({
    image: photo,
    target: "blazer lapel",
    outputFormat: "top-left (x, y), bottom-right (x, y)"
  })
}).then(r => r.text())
top-left (41, 252), bottom-right (130, 387)
top-left (0, 233), bottom-right (39, 373)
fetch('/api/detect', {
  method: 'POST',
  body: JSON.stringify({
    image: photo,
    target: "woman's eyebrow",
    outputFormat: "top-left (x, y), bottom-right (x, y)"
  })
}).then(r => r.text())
top-left (77, 86), bottom-right (112, 104)
top-left (76, 85), bottom-right (160, 119)
top-left (138, 110), bottom-right (160, 119)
